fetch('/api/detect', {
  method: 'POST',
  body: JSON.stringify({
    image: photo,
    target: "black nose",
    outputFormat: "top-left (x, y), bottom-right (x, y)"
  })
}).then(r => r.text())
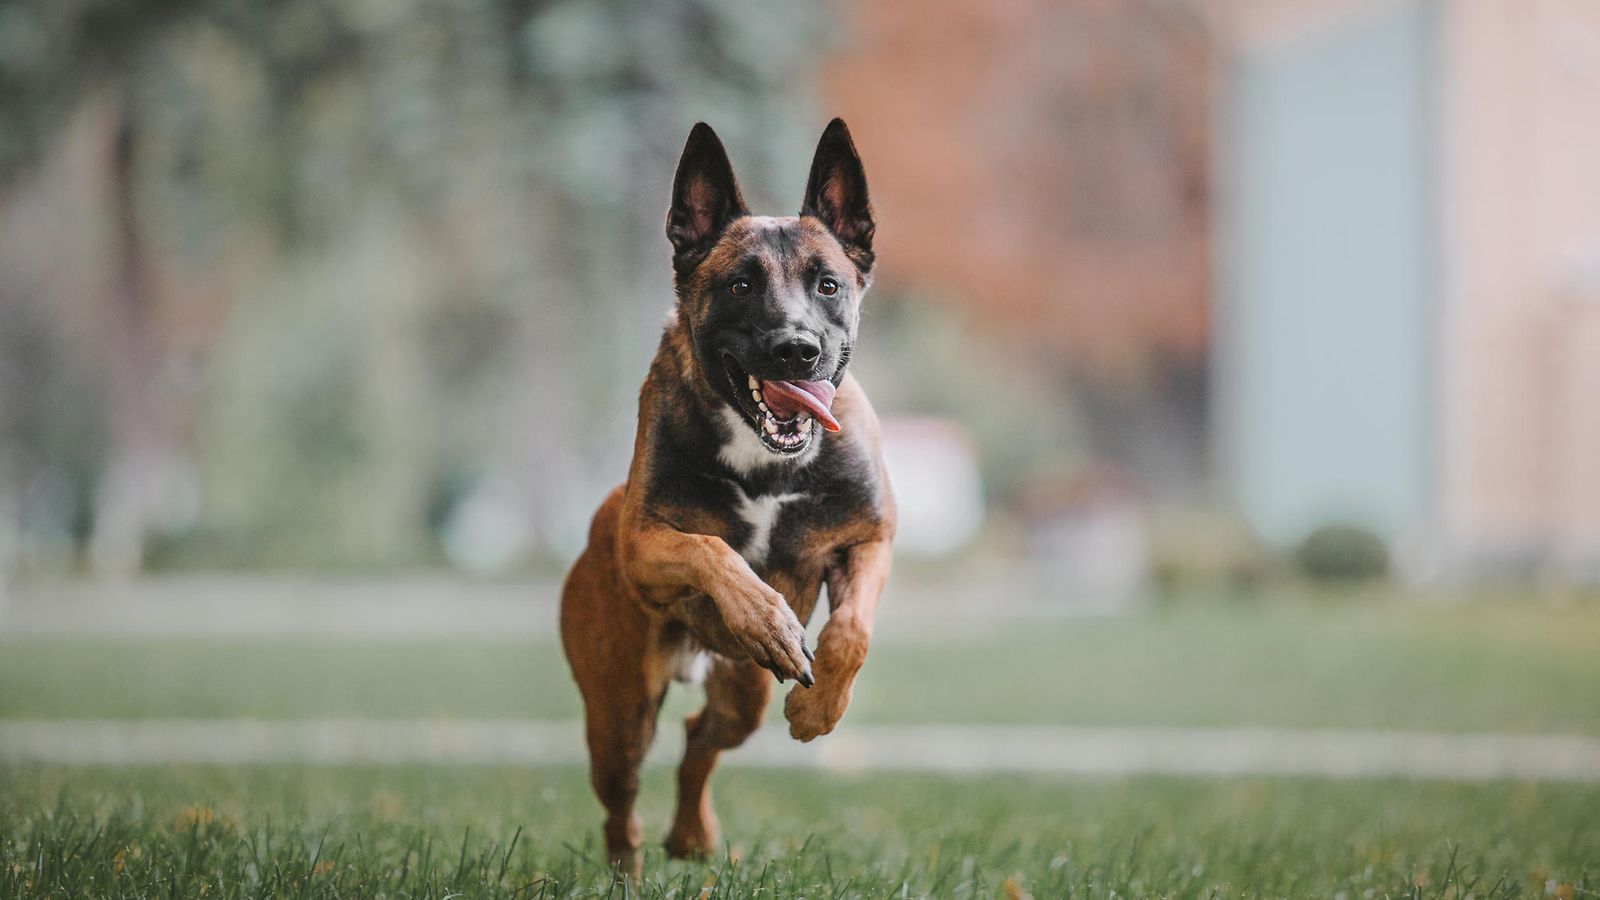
top-left (769, 334), bottom-right (821, 369)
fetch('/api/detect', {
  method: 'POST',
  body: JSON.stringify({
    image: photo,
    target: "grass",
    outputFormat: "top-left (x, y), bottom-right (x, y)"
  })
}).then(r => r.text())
top-left (5, 597), bottom-right (1598, 896)
top-left (3, 764), bottom-right (1597, 898)
top-left (4, 600), bottom-right (1599, 733)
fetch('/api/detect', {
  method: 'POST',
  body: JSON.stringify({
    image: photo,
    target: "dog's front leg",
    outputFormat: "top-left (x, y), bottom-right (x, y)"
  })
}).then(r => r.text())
top-left (625, 522), bottom-right (814, 684)
top-left (785, 537), bottom-right (891, 741)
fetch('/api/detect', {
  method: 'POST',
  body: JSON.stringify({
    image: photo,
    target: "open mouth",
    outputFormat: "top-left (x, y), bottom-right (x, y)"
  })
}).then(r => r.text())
top-left (720, 353), bottom-right (841, 454)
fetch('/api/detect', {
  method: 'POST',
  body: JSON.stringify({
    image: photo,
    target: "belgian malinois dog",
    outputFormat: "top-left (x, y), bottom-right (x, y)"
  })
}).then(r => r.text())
top-left (560, 118), bottom-right (894, 872)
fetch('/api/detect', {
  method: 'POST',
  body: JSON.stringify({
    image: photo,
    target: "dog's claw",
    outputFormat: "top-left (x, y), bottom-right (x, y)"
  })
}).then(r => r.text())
top-left (797, 667), bottom-right (814, 688)
top-left (802, 644), bottom-right (815, 662)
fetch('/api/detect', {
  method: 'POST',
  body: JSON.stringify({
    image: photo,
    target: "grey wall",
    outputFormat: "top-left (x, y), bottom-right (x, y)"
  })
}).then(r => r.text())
top-left (1217, 0), bottom-right (1436, 546)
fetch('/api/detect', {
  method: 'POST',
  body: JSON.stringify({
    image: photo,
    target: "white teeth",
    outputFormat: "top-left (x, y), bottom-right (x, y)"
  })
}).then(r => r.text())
top-left (758, 401), bottom-right (768, 412)
top-left (747, 375), bottom-right (759, 390)
top-left (763, 419), bottom-right (778, 435)
top-left (750, 390), bottom-right (762, 402)
top-left (800, 419), bottom-right (812, 432)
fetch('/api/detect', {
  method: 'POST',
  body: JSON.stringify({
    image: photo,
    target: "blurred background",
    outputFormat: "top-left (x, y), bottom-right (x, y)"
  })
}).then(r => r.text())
top-left (3, 4), bottom-right (1600, 881)
top-left (4, 6), bottom-right (1600, 893)
top-left (3, 0), bottom-right (1599, 599)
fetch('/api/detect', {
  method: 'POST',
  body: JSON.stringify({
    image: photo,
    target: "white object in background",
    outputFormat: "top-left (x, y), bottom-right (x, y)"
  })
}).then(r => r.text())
top-left (1027, 500), bottom-right (1148, 609)
top-left (878, 416), bottom-right (984, 559)
top-left (441, 477), bottom-right (532, 577)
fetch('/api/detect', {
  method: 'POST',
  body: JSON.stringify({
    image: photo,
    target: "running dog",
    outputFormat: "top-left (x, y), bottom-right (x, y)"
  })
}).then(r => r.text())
top-left (559, 118), bottom-right (894, 872)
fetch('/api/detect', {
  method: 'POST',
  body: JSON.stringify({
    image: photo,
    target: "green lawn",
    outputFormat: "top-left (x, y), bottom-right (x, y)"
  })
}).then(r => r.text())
top-left (3, 764), bottom-right (1596, 898)
top-left (4, 600), bottom-right (1599, 733)
top-left (6, 599), bottom-right (1599, 896)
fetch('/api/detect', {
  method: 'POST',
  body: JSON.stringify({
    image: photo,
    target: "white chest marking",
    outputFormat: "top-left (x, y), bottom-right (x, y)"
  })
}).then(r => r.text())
top-left (729, 485), bottom-right (805, 566)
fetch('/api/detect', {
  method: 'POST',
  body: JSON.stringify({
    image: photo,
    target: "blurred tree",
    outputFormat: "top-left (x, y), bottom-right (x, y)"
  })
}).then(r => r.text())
top-left (824, 0), bottom-right (1213, 497)
top-left (0, 0), bottom-right (832, 572)
top-left (2, 0), bottom-right (205, 574)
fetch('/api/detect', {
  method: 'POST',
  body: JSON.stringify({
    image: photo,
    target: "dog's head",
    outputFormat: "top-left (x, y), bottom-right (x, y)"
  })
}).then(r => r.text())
top-left (667, 119), bottom-right (875, 458)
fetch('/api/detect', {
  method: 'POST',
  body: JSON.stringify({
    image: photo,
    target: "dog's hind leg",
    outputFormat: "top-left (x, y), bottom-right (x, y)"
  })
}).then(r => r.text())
top-left (582, 682), bottom-right (664, 878)
top-left (560, 489), bottom-right (671, 878)
top-left (568, 618), bottom-right (670, 877)
top-left (664, 656), bottom-right (771, 859)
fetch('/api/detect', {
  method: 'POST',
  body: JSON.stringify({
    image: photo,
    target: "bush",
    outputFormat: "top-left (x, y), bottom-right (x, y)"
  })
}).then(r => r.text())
top-left (1294, 524), bottom-right (1390, 582)
top-left (1147, 506), bottom-right (1274, 597)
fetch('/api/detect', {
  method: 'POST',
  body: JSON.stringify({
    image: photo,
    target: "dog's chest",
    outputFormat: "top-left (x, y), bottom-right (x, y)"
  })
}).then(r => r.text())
top-left (725, 483), bottom-right (806, 567)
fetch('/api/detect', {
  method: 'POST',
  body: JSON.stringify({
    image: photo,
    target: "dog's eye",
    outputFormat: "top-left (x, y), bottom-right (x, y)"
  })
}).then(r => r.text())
top-left (818, 277), bottom-right (839, 297)
top-left (728, 279), bottom-right (752, 297)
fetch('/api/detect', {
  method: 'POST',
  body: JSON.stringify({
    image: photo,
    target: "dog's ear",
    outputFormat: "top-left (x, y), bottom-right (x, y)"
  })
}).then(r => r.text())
top-left (801, 117), bottom-right (875, 274)
top-left (667, 123), bottom-right (748, 275)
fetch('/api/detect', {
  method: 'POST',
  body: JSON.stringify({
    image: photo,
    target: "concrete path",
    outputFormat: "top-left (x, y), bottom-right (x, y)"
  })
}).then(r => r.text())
top-left (4, 719), bottom-right (1598, 781)
top-left (0, 577), bottom-right (564, 638)
top-left (0, 571), bottom-right (1119, 639)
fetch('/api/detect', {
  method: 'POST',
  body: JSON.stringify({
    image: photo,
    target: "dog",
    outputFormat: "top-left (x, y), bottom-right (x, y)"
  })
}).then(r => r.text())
top-left (559, 118), bottom-right (894, 873)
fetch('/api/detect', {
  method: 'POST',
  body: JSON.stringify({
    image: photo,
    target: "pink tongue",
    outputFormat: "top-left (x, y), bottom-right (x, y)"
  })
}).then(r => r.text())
top-left (761, 379), bottom-right (841, 432)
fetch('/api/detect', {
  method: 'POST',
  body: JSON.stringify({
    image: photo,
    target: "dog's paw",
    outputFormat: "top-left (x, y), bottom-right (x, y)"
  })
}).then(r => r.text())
top-left (784, 683), bottom-right (849, 742)
top-left (723, 581), bottom-right (813, 685)
top-left (664, 813), bottom-right (719, 861)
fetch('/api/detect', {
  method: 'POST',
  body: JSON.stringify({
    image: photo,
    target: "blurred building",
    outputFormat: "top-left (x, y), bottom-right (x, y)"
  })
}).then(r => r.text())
top-left (1213, 0), bottom-right (1600, 580)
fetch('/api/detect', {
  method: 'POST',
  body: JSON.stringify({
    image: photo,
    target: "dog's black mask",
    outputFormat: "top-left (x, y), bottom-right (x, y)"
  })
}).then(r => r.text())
top-left (666, 119), bottom-right (876, 456)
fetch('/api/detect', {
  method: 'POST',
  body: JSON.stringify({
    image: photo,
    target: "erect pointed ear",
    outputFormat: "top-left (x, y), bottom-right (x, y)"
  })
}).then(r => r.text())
top-left (801, 117), bottom-right (875, 273)
top-left (667, 123), bottom-right (748, 276)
